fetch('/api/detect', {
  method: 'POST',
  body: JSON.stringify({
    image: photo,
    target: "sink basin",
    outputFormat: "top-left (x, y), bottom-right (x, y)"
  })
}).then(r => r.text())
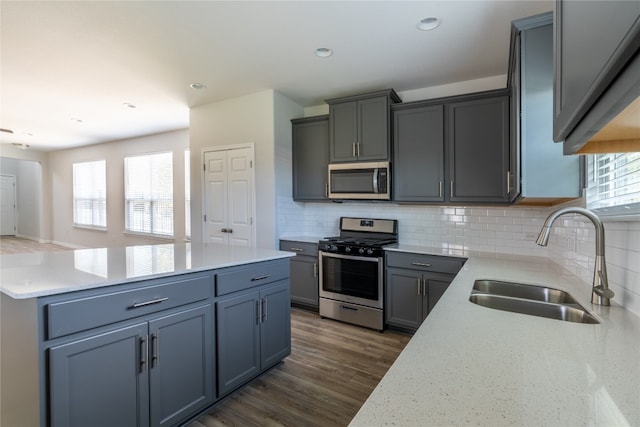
top-left (469, 280), bottom-right (599, 324)
top-left (472, 280), bottom-right (579, 304)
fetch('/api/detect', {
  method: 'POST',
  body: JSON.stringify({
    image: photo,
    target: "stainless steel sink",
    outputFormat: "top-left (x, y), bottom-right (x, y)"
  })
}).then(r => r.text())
top-left (469, 280), bottom-right (599, 324)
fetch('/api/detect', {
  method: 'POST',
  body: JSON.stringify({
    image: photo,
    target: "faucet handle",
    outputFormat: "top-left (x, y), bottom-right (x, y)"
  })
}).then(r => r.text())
top-left (594, 285), bottom-right (615, 299)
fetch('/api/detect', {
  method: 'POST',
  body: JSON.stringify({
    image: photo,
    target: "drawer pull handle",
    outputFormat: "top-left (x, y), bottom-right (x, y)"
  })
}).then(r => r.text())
top-left (130, 297), bottom-right (169, 309)
top-left (340, 305), bottom-right (358, 312)
top-left (290, 247), bottom-right (304, 252)
top-left (412, 262), bottom-right (431, 268)
top-left (251, 274), bottom-right (271, 282)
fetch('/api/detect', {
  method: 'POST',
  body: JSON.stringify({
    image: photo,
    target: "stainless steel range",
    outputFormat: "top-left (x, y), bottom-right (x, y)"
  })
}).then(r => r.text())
top-left (318, 217), bottom-right (398, 331)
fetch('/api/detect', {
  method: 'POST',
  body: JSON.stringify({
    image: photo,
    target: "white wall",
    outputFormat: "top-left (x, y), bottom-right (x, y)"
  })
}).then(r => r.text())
top-left (48, 129), bottom-right (189, 248)
top-left (189, 90), bottom-right (281, 248)
top-left (0, 145), bottom-right (52, 242)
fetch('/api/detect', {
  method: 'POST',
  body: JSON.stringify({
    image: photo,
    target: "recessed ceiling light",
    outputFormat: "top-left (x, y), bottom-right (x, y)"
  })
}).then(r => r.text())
top-left (0, 128), bottom-right (14, 134)
top-left (71, 118), bottom-right (83, 123)
top-left (123, 102), bottom-right (136, 109)
top-left (190, 82), bottom-right (206, 90)
top-left (417, 17), bottom-right (440, 31)
top-left (12, 143), bottom-right (30, 150)
top-left (314, 47), bottom-right (333, 58)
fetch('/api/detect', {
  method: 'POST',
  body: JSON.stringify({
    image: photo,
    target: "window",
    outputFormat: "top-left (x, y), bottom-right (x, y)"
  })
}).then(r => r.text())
top-left (124, 152), bottom-right (174, 237)
top-left (72, 160), bottom-right (106, 229)
top-left (185, 150), bottom-right (191, 239)
top-left (586, 152), bottom-right (640, 216)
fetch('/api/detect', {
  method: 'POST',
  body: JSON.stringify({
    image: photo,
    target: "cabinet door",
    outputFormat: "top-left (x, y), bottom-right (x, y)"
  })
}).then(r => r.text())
top-left (553, 0), bottom-right (640, 142)
top-left (358, 96), bottom-right (390, 161)
top-left (149, 304), bottom-right (214, 427)
top-left (330, 102), bottom-right (358, 162)
top-left (393, 105), bottom-right (445, 201)
top-left (216, 291), bottom-right (260, 396)
top-left (425, 278), bottom-right (451, 317)
top-left (290, 256), bottom-right (319, 308)
top-left (385, 267), bottom-right (423, 330)
top-left (292, 117), bottom-right (329, 201)
top-left (260, 281), bottom-right (292, 369)
top-left (49, 323), bottom-right (149, 427)
top-left (448, 95), bottom-right (510, 203)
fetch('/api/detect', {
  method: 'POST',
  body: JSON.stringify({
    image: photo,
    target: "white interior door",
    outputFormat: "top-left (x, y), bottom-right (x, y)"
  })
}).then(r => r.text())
top-left (1, 175), bottom-right (17, 236)
top-left (203, 147), bottom-right (254, 247)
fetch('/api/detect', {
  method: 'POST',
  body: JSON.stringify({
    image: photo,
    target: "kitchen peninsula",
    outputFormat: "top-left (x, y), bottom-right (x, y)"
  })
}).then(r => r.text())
top-left (0, 242), bottom-right (295, 427)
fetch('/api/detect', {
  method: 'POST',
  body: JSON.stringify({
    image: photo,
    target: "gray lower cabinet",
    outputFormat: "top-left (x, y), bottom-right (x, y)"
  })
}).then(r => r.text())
top-left (49, 303), bottom-right (213, 427)
top-left (385, 252), bottom-right (465, 331)
top-left (326, 90), bottom-right (401, 163)
top-left (216, 281), bottom-right (291, 396)
top-left (279, 240), bottom-right (319, 309)
top-left (215, 259), bottom-right (291, 397)
top-left (392, 104), bottom-right (445, 202)
top-left (292, 115), bottom-right (329, 201)
top-left (448, 92), bottom-right (510, 203)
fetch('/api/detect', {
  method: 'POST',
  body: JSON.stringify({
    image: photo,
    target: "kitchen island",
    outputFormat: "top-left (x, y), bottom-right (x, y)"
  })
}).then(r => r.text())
top-left (351, 248), bottom-right (640, 426)
top-left (0, 242), bottom-right (295, 427)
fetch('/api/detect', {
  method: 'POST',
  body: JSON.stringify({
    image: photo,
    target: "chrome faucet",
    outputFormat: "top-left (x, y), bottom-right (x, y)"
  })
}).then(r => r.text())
top-left (536, 207), bottom-right (614, 306)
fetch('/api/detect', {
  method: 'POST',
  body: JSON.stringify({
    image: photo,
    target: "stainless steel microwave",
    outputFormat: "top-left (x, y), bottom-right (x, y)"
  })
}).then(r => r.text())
top-left (328, 161), bottom-right (390, 200)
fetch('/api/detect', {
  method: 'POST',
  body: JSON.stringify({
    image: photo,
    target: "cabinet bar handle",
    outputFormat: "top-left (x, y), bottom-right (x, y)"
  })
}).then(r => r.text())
top-left (412, 262), bottom-right (431, 268)
top-left (417, 278), bottom-right (421, 296)
top-left (439, 181), bottom-right (443, 199)
top-left (251, 274), bottom-right (271, 281)
top-left (352, 142), bottom-right (357, 157)
top-left (313, 262), bottom-right (318, 278)
top-left (290, 247), bottom-right (304, 252)
top-left (151, 332), bottom-right (160, 367)
top-left (357, 142), bottom-right (361, 157)
top-left (423, 279), bottom-right (428, 297)
top-left (140, 335), bottom-right (148, 372)
top-left (130, 297), bottom-right (168, 309)
top-left (506, 171), bottom-right (511, 195)
top-left (450, 181), bottom-right (454, 198)
top-left (262, 298), bottom-right (268, 322)
top-left (256, 300), bottom-right (262, 325)
top-left (325, 182), bottom-right (329, 197)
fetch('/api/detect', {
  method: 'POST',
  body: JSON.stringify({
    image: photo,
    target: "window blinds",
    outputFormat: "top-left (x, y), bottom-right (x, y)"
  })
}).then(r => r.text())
top-left (72, 160), bottom-right (106, 229)
top-left (586, 152), bottom-right (640, 214)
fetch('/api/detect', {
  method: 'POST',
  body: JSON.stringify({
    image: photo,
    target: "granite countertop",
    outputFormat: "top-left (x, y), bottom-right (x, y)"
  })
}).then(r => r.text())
top-left (351, 253), bottom-right (640, 426)
top-left (0, 242), bottom-right (295, 299)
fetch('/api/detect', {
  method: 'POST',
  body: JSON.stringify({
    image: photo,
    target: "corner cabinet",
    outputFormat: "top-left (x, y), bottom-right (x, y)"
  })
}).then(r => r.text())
top-left (44, 272), bottom-right (215, 427)
top-left (448, 93), bottom-right (510, 203)
top-left (215, 259), bottom-right (291, 397)
top-left (507, 12), bottom-right (582, 204)
top-left (279, 240), bottom-right (319, 309)
top-left (327, 89), bottom-right (401, 163)
top-left (292, 115), bottom-right (329, 201)
top-left (385, 251), bottom-right (465, 332)
top-left (553, 0), bottom-right (640, 153)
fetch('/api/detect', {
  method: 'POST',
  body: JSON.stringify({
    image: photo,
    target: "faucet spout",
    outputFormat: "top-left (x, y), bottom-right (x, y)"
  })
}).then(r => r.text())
top-left (535, 207), bottom-right (613, 306)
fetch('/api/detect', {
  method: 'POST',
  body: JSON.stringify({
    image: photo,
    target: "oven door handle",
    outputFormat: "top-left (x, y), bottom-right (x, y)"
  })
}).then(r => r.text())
top-left (319, 251), bottom-right (382, 263)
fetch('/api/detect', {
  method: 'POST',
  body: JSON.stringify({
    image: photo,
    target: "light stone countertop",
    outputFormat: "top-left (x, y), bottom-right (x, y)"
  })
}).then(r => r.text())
top-left (351, 253), bottom-right (640, 426)
top-left (0, 242), bottom-right (295, 299)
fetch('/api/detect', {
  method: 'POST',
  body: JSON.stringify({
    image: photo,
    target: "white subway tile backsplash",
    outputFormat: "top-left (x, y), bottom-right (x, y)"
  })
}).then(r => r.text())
top-left (277, 199), bottom-right (640, 317)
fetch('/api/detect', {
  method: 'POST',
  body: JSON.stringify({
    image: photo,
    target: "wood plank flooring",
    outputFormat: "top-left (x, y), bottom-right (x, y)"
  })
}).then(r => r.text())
top-left (0, 237), bottom-right (412, 426)
top-left (189, 309), bottom-right (411, 427)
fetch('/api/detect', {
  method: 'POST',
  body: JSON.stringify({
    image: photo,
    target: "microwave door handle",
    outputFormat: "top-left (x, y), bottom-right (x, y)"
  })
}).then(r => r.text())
top-left (372, 168), bottom-right (379, 193)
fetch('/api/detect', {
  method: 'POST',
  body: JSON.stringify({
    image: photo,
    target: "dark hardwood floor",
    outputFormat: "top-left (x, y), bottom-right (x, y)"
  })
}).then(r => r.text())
top-left (189, 308), bottom-right (411, 427)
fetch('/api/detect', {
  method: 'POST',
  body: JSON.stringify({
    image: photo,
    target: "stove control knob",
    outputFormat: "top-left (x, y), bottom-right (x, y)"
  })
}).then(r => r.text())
top-left (358, 248), bottom-right (365, 255)
top-left (366, 248), bottom-right (374, 256)
top-left (330, 245), bottom-right (338, 252)
top-left (345, 246), bottom-right (352, 253)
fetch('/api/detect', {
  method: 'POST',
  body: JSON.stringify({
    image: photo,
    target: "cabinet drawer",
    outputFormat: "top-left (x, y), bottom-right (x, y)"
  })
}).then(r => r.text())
top-left (279, 240), bottom-right (318, 257)
top-left (216, 259), bottom-right (290, 296)
top-left (385, 252), bottom-right (465, 274)
top-left (46, 272), bottom-right (212, 339)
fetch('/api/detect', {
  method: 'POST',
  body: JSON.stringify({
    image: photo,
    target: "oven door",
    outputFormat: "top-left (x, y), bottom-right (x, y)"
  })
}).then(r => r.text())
top-left (319, 251), bottom-right (383, 309)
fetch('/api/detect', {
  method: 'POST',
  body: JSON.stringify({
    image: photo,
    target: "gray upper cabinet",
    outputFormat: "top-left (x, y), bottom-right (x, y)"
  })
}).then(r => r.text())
top-left (508, 12), bottom-right (581, 204)
top-left (553, 0), bottom-right (640, 153)
top-left (292, 115), bottom-right (329, 201)
top-left (327, 89), bottom-right (401, 163)
top-left (392, 104), bottom-right (445, 202)
top-left (448, 92), bottom-right (510, 203)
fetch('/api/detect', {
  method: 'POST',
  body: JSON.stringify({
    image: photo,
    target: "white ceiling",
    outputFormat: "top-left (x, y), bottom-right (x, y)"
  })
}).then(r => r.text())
top-left (0, 0), bottom-right (552, 151)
